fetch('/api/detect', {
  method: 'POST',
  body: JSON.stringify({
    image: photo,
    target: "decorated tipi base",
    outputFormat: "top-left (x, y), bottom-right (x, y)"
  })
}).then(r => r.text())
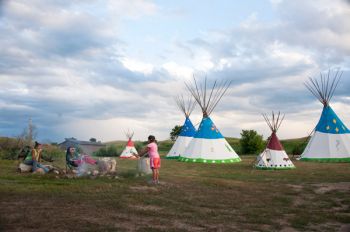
top-left (255, 149), bottom-right (295, 170)
top-left (255, 112), bottom-right (295, 170)
top-left (120, 146), bottom-right (138, 159)
top-left (167, 124), bottom-right (195, 159)
top-left (300, 70), bottom-right (350, 163)
top-left (179, 129), bottom-right (241, 163)
top-left (300, 131), bottom-right (350, 163)
top-left (178, 156), bottom-right (240, 163)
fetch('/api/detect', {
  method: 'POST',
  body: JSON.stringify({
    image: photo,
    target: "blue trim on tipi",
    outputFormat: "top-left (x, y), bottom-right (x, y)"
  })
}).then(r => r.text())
top-left (315, 106), bottom-right (350, 134)
top-left (179, 117), bottom-right (196, 137)
top-left (194, 117), bottom-right (224, 139)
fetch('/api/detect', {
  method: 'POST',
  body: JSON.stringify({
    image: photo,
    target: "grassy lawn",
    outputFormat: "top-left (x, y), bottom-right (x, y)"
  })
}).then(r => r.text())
top-left (0, 156), bottom-right (349, 231)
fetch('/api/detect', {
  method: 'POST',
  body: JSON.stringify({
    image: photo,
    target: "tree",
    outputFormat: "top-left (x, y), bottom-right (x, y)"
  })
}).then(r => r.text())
top-left (239, 130), bottom-right (264, 155)
top-left (170, 125), bottom-right (182, 141)
top-left (89, 138), bottom-right (97, 142)
top-left (18, 118), bottom-right (37, 147)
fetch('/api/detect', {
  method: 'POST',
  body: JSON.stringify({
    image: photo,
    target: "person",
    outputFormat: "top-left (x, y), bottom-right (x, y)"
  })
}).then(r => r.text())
top-left (136, 135), bottom-right (161, 184)
top-left (65, 146), bottom-right (97, 169)
top-left (17, 145), bottom-right (32, 161)
top-left (66, 146), bottom-right (79, 168)
top-left (24, 141), bottom-right (49, 173)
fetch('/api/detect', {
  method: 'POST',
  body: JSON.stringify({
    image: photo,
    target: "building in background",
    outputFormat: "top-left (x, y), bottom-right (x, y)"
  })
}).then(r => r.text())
top-left (59, 137), bottom-right (106, 156)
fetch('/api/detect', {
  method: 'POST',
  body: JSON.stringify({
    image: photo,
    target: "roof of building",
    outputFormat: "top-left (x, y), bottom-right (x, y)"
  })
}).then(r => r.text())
top-left (59, 137), bottom-right (105, 146)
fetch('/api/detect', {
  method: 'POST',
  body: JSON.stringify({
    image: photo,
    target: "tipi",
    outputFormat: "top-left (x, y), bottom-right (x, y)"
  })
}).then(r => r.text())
top-left (300, 70), bottom-right (350, 162)
top-left (166, 95), bottom-right (196, 159)
top-left (179, 77), bottom-right (241, 163)
top-left (255, 112), bottom-right (295, 169)
top-left (119, 130), bottom-right (138, 159)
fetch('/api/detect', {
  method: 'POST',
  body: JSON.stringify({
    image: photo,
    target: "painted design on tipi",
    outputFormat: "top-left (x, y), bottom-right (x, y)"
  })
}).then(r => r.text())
top-left (300, 70), bottom-right (350, 162)
top-left (255, 112), bottom-right (295, 170)
top-left (120, 130), bottom-right (138, 159)
top-left (179, 117), bottom-right (196, 137)
top-left (179, 77), bottom-right (241, 163)
top-left (315, 106), bottom-right (350, 134)
top-left (194, 117), bottom-right (223, 139)
top-left (167, 95), bottom-right (197, 159)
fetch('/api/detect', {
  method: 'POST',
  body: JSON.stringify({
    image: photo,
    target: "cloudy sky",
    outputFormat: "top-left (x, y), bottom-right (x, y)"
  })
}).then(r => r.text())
top-left (1, 0), bottom-right (350, 143)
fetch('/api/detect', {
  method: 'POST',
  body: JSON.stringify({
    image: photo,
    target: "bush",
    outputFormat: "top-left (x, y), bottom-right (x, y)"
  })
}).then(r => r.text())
top-left (134, 142), bottom-right (144, 152)
top-left (170, 125), bottom-right (182, 141)
top-left (0, 137), bottom-right (24, 160)
top-left (42, 144), bottom-right (65, 161)
top-left (239, 130), bottom-right (264, 155)
top-left (0, 137), bottom-right (64, 161)
top-left (291, 143), bottom-right (307, 157)
top-left (94, 145), bottom-right (119, 157)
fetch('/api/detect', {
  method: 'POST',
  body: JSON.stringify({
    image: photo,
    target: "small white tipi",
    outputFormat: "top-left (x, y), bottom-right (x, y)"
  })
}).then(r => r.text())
top-left (300, 70), bottom-right (350, 162)
top-left (179, 77), bottom-right (241, 163)
top-left (166, 95), bottom-right (196, 159)
top-left (255, 112), bottom-right (295, 170)
top-left (119, 130), bottom-right (138, 159)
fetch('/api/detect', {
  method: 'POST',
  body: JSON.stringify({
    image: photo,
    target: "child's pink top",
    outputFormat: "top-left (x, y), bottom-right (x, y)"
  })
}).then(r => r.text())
top-left (147, 142), bottom-right (160, 159)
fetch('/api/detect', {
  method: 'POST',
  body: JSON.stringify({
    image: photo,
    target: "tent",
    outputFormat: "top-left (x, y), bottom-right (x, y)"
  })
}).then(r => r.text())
top-left (300, 70), bottom-right (350, 162)
top-left (179, 77), bottom-right (241, 163)
top-left (255, 112), bottom-right (295, 170)
top-left (166, 95), bottom-right (196, 159)
top-left (119, 130), bottom-right (138, 159)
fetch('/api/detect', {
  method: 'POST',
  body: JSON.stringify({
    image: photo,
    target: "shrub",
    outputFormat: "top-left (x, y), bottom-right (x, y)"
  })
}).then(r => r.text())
top-left (94, 145), bottom-right (119, 157)
top-left (42, 144), bottom-right (65, 161)
top-left (239, 130), bottom-right (264, 155)
top-left (170, 125), bottom-right (182, 141)
top-left (291, 143), bottom-right (307, 157)
top-left (0, 137), bottom-right (23, 160)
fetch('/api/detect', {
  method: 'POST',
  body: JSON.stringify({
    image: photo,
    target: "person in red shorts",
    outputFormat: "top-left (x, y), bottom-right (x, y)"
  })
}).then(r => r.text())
top-left (137, 135), bottom-right (161, 184)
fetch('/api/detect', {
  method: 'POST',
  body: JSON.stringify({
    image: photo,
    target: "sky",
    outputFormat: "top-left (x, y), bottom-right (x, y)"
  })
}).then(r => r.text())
top-left (1, 0), bottom-right (350, 143)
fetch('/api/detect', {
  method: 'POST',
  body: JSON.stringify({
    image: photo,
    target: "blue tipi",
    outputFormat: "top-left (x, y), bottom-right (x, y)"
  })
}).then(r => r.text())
top-left (166, 95), bottom-right (196, 159)
top-left (179, 77), bottom-right (241, 163)
top-left (300, 70), bottom-right (350, 162)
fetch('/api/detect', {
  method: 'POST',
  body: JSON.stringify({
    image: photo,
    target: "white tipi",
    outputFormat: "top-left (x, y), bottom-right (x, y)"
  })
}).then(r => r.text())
top-left (119, 130), bottom-right (138, 159)
top-left (166, 95), bottom-right (196, 159)
top-left (300, 70), bottom-right (350, 162)
top-left (255, 112), bottom-right (295, 170)
top-left (179, 77), bottom-right (241, 163)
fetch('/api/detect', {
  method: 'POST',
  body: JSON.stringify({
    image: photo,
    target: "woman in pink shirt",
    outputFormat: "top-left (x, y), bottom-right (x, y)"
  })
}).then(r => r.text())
top-left (138, 135), bottom-right (161, 184)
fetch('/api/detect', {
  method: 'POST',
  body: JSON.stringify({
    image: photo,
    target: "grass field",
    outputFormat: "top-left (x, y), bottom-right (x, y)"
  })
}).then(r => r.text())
top-left (0, 155), bottom-right (349, 232)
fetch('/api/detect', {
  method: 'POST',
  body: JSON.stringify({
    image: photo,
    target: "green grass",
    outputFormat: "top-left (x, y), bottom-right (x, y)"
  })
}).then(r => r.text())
top-left (106, 136), bottom-right (304, 157)
top-left (0, 156), bottom-right (350, 231)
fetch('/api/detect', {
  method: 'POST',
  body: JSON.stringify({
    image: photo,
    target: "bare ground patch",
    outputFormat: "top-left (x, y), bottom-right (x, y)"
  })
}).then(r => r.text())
top-left (312, 182), bottom-right (350, 194)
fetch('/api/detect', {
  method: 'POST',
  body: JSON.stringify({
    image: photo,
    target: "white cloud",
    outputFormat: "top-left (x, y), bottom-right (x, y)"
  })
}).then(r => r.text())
top-left (107, 0), bottom-right (158, 20)
top-left (162, 62), bottom-right (193, 79)
top-left (120, 58), bottom-right (154, 75)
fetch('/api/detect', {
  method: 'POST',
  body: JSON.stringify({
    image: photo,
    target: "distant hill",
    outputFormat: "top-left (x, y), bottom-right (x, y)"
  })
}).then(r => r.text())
top-left (104, 136), bottom-right (309, 156)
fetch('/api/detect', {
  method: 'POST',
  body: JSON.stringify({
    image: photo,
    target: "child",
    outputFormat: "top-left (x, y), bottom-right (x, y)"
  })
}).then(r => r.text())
top-left (137, 135), bottom-right (161, 184)
top-left (24, 141), bottom-right (49, 173)
top-left (66, 146), bottom-right (98, 168)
